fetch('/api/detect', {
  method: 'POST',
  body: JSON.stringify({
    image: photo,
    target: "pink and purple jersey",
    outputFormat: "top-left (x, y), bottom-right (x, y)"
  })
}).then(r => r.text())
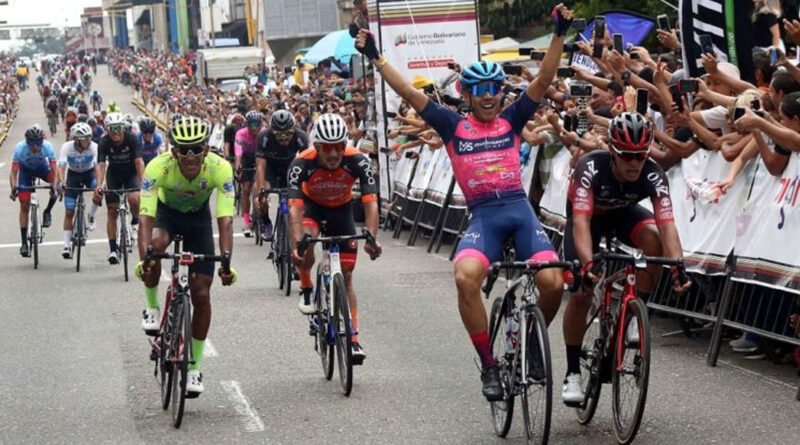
top-left (234, 127), bottom-right (261, 158)
top-left (420, 94), bottom-right (539, 208)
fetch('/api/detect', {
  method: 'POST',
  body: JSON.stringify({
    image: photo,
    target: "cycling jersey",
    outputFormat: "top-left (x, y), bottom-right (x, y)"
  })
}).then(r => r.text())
top-left (46, 98), bottom-right (59, 112)
top-left (98, 131), bottom-right (142, 172)
top-left (420, 94), bottom-right (538, 207)
top-left (234, 127), bottom-right (261, 158)
top-left (137, 132), bottom-right (164, 164)
top-left (288, 147), bottom-right (377, 208)
top-left (140, 152), bottom-right (235, 218)
top-left (92, 126), bottom-right (104, 144)
top-left (59, 140), bottom-right (97, 173)
top-left (13, 140), bottom-right (57, 171)
top-left (256, 129), bottom-right (309, 178)
top-left (567, 151), bottom-right (674, 225)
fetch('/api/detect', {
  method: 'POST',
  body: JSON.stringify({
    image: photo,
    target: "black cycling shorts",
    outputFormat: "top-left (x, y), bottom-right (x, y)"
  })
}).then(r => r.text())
top-left (302, 199), bottom-right (358, 268)
top-left (563, 204), bottom-right (656, 263)
top-left (154, 201), bottom-right (216, 276)
top-left (105, 169), bottom-right (139, 205)
top-left (238, 155), bottom-right (256, 183)
top-left (265, 167), bottom-right (288, 189)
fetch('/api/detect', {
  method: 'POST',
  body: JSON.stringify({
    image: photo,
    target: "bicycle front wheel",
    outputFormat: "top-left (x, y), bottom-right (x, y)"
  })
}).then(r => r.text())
top-left (32, 210), bottom-right (39, 270)
top-left (333, 273), bottom-right (353, 396)
top-left (316, 271), bottom-right (334, 380)
top-left (74, 209), bottom-right (83, 272)
top-left (172, 295), bottom-right (192, 428)
top-left (521, 305), bottom-right (552, 445)
top-left (281, 215), bottom-right (292, 296)
top-left (576, 300), bottom-right (604, 425)
top-left (612, 297), bottom-right (650, 444)
top-left (488, 297), bottom-right (514, 437)
top-left (120, 220), bottom-right (129, 281)
top-left (159, 330), bottom-right (173, 410)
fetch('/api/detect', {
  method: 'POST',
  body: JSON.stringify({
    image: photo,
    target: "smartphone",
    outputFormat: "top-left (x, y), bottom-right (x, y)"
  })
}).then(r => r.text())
top-left (563, 43), bottom-right (578, 53)
top-left (503, 65), bottom-right (522, 76)
top-left (447, 62), bottom-right (456, 70)
top-left (557, 67), bottom-right (575, 78)
top-left (733, 107), bottom-right (746, 121)
top-left (404, 151), bottom-right (416, 159)
top-left (636, 88), bottom-right (649, 115)
top-left (750, 99), bottom-right (761, 111)
top-left (570, 83), bottom-right (593, 98)
top-left (386, 111), bottom-right (397, 119)
top-left (700, 35), bottom-right (714, 55)
top-left (284, 66), bottom-right (293, 74)
top-left (669, 85), bottom-right (684, 112)
top-left (530, 51), bottom-right (546, 61)
top-left (769, 48), bottom-right (779, 66)
top-left (592, 41), bottom-right (604, 58)
top-left (613, 33), bottom-right (624, 54)
top-left (679, 79), bottom-right (699, 94)
top-left (594, 16), bottom-right (605, 39)
top-left (657, 14), bottom-right (670, 31)
top-left (572, 18), bottom-right (587, 31)
top-left (630, 50), bottom-right (640, 60)
top-left (518, 47), bottom-right (533, 56)
top-left (563, 114), bottom-right (574, 132)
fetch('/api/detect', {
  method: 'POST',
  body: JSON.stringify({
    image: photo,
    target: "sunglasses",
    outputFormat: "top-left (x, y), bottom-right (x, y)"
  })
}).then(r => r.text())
top-left (108, 124), bottom-right (125, 132)
top-left (471, 82), bottom-right (503, 97)
top-left (27, 139), bottom-right (43, 147)
top-left (613, 148), bottom-right (649, 162)
top-left (176, 144), bottom-right (205, 156)
top-left (248, 122), bottom-right (261, 128)
top-left (317, 142), bottom-right (346, 153)
top-left (274, 130), bottom-right (294, 138)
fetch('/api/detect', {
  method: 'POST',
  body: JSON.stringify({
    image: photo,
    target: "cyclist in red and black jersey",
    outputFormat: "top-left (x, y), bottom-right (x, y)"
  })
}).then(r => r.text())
top-left (561, 112), bottom-right (691, 404)
top-left (288, 113), bottom-right (382, 364)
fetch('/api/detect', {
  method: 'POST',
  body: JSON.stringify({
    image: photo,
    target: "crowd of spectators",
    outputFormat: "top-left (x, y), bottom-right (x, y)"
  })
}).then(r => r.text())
top-left (0, 54), bottom-right (22, 134)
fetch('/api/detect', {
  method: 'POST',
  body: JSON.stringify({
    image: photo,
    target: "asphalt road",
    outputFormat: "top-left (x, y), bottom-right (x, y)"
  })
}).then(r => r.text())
top-left (0, 68), bottom-right (798, 445)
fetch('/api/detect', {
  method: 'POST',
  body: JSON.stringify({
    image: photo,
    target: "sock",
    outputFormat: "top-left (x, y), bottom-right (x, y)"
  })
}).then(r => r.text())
top-left (131, 216), bottom-right (138, 226)
top-left (88, 203), bottom-right (98, 218)
top-left (64, 230), bottom-right (72, 246)
top-left (301, 287), bottom-right (312, 305)
top-left (639, 291), bottom-right (651, 304)
top-left (299, 268), bottom-right (313, 288)
top-left (351, 308), bottom-right (359, 343)
top-left (470, 331), bottom-right (496, 368)
top-left (109, 239), bottom-right (118, 252)
top-left (20, 227), bottom-right (28, 245)
top-left (145, 285), bottom-right (159, 309)
top-left (189, 337), bottom-right (205, 371)
top-left (243, 213), bottom-right (251, 227)
top-left (44, 194), bottom-right (57, 213)
top-left (566, 344), bottom-right (582, 375)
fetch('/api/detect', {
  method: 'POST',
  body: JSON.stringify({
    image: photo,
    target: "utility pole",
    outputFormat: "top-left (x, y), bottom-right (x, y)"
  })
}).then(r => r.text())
top-left (209, 0), bottom-right (215, 48)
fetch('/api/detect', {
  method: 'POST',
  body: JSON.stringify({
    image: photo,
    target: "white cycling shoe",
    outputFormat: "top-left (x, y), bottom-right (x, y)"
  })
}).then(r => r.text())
top-left (187, 370), bottom-right (203, 397)
top-left (141, 307), bottom-right (160, 335)
top-left (562, 373), bottom-right (584, 405)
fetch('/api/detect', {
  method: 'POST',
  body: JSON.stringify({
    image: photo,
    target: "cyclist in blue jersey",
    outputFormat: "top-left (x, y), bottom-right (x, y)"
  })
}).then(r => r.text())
top-left (356, 3), bottom-right (575, 401)
top-left (137, 117), bottom-right (165, 165)
top-left (8, 125), bottom-right (59, 257)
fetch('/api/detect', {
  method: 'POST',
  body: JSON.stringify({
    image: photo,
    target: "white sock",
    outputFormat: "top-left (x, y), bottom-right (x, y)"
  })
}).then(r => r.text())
top-left (89, 203), bottom-right (99, 218)
top-left (64, 230), bottom-right (72, 246)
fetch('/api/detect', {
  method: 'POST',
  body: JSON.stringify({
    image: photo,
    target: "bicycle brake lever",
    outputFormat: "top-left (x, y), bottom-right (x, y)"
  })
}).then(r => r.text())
top-left (297, 234), bottom-right (312, 256)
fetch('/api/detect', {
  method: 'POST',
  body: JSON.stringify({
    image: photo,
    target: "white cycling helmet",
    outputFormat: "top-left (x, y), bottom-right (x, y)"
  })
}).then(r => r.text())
top-left (105, 112), bottom-right (125, 126)
top-left (312, 113), bottom-right (348, 144)
top-left (71, 122), bottom-right (92, 139)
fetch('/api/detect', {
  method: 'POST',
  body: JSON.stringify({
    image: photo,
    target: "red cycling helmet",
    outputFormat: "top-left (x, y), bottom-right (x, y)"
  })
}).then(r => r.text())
top-left (607, 112), bottom-right (654, 153)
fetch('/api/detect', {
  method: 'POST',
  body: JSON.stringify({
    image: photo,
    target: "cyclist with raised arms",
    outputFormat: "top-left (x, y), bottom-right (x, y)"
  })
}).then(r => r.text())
top-left (289, 113), bottom-right (382, 364)
top-left (355, 4), bottom-right (574, 400)
top-left (56, 123), bottom-right (99, 258)
top-left (136, 116), bottom-right (237, 397)
top-left (9, 125), bottom-right (59, 257)
top-left (235, 110), bottom-right (264, 237)
top-left (560, 112), bottom-right (692, 404)
top-left (255, 109), bottom-right (309, 240)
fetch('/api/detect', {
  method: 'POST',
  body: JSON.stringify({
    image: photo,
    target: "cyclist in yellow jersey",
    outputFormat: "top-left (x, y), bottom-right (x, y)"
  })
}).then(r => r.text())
top-left (135, 116), bottom-right (237, 397)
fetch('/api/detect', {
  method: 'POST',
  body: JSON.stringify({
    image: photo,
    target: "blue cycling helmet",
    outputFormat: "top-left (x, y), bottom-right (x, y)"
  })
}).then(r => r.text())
top-left (460, 61), bottom-right (505, 88)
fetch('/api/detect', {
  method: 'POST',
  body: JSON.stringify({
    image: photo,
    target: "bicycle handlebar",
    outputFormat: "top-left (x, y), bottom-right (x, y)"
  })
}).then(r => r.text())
top-left (483, 259), bottom-right (582, 296)
top-left (103, 188), bottom-right (140, 194)
top-left (145, 246), bottom-right (231, 272)
top-left (297, 227), bottom-right (376, 257)
top-left (592, 250), bottom-right (689, 286)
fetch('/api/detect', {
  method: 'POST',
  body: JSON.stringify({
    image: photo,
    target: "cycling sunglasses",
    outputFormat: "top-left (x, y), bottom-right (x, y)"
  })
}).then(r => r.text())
top-left (248, 121), bottom-right (261, 128)
top-left (274, 130), bottom-right (294, 138)
top-left (26, 138), bottom-right (44, 147)
top-left (317, 142), bottom-right (346, 153)
top-left (107, 124), bottom-right (125, 132)
top-left (471, 82), bottom-right (503, 97)
top-left (612, 148), bottom-right (649, 162)
top-left (176, 144), bottom-right (205, 156)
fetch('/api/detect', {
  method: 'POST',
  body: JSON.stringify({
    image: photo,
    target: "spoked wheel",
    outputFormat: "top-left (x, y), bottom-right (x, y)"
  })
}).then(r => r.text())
top-left (521, 305), bottom-right (552, 445)
top-left (159, 332), bottom-right (173, 410)
top-left (171, 295), bottom-right (192, 428)
top-left (234, 180), bottom-right (242, 216)
top-left (31, 211), bottom-right (39, 269)
top-left (488, 297), bottom-right (514, 437)
top-left (281, 215), bottom-right (292, 296)
top-left (316, 272), bottom-right (334, 380)
top-left (74, 211), bottom-right (83, 272)
top-left (333, 274), bottom-right (353, 396)
top-left (576, 300), bottom-right (605, 425)
top-left (612, 298), bottom-right (650, 444)
top-left (272, 220), bottom-right (285, 291)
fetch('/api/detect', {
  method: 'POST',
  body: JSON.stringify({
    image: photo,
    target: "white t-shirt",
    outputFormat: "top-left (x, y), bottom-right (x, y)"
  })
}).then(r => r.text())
top-left (700, 105), bottom-right (732, 134)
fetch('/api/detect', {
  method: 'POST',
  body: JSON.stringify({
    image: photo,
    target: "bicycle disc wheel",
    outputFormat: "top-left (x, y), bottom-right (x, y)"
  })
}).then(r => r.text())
top-left (172, 295), bottom-right (192, 428)
top-left (32, 210), bottom-right (39, 270)
top-left (521, 305), bottom-right (552, 445)
top-left (576, 300), bottom-right (604, 425)
top-left (333, 273), bottom-right (353, 396)
top-left (282, 215), bottom-right (291, 296)
top-left (488, 296), bottom-right (514, 437)
top-left (612, 297), bottom-right (650, 444)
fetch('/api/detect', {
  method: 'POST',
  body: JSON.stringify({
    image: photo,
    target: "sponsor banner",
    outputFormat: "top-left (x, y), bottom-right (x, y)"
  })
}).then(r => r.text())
top-left (733, 155), bottom-right (800, 294)
top-left (424, 147), bottom-right (455, 205)
top-left (409, 146), bottom-right (440, 192)
top-left (538, 146), bottom-right (571, 229)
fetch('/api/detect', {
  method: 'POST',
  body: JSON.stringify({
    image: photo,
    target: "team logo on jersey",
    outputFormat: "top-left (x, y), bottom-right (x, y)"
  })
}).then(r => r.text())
top-left (223, 181), bottom-right (234, 193)
top-left (142, 178), bottom-right (156, 191)
top-left (199, 179), bottom-right (208, 191)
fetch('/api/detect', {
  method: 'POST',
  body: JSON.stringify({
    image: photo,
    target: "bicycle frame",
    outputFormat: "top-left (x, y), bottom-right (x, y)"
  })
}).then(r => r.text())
top-left (321, 244), bottom-right (344, 344)
top-left (596, 264), bottom-right (640, 373)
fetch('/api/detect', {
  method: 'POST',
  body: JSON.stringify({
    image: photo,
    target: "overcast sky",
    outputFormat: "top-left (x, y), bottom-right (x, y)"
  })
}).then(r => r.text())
top-left (4, 0), bottom-right (102, 28)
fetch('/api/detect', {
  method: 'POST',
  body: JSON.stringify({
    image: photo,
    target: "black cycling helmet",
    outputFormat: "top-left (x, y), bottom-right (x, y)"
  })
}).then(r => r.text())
top-left (607, 112), bottom-right (654, 153)
top-left (77, 113), bottom-right (89, 123)
top-left (139, 116), bottom-right (157, 134)
top-left (25, 125), bottom-right (45, 142)
top-left (245, 110), bottom-right (263, 125)
top-left (270, 109), bottom-right (295, 132)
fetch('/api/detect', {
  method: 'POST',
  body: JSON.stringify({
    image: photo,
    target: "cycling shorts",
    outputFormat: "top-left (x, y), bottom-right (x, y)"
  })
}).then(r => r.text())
top-left (105, 169), bottom-right (139, 205)
top-left (563, 204), bottom-right (656, 263)
top-left (265, 167), bottom-right (288, 189)
top-left (238, 155), bottom-right (256, 183)
top-left (17, 164), bottom-right (55, 201)
top-left (302, 199), bottom-right (358, 268)
top-left (454, 196), bottom-right (557, 272)
top-left (154, 201), bottom-right (215, 276)
top-left (64, 170), bottom-right (97, 211)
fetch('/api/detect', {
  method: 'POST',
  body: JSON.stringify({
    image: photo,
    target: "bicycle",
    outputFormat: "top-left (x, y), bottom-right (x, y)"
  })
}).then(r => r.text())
top-left (261, 188), bottom-right (293, 296)
top-left (574, 248), bottom-right (687, 444)
top-left (483, 259), bottom-right (579, 445)
top-left (47, 110), bottom-right (58, 135)
top-left (297, 227), bottom-right (377, 396)
top-left (146, 237), bottom-right (231, 428)
top-left (106, 188), bottom-right (140, 281)
top-left (19, 185), bottom-right (53, 270)
top-left (233, 167), bottom-right (255, 217)
top-left (64, 187), bottom-right (94, 272)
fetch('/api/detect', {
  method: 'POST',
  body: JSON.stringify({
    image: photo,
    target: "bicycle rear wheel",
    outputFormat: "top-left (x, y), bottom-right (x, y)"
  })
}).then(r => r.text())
top-left (612, 298), bottom-right (650, 444)
top-left (333, 273), bottom-right (353, 396)
top-left (32, 210), bottom-right (39, 270)
top-left (576, 299), bottom-right (604, 425)
top-left (488, 296), bottom-right (514, 437)
top-left (281, 215), bottom-right (292, 296)
top-left (521, 305), bottom-right (552, 445)
top-left (172, 294), bottom-right (192, 428)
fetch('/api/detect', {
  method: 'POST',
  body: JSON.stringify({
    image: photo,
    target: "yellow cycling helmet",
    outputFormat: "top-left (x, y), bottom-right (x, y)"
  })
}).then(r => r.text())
top-left (169, 115), bottom-right (210, 147)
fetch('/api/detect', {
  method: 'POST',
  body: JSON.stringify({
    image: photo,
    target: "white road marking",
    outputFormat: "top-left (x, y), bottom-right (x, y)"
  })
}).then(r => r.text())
top-left (0, 232), bottom-right (246, 250)
top-left (220, 380), bottom-right (265, 432)
top-left (0, 162), bottom-right (6, 169)
top-left (204, 339), bottom-right (218, 357)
